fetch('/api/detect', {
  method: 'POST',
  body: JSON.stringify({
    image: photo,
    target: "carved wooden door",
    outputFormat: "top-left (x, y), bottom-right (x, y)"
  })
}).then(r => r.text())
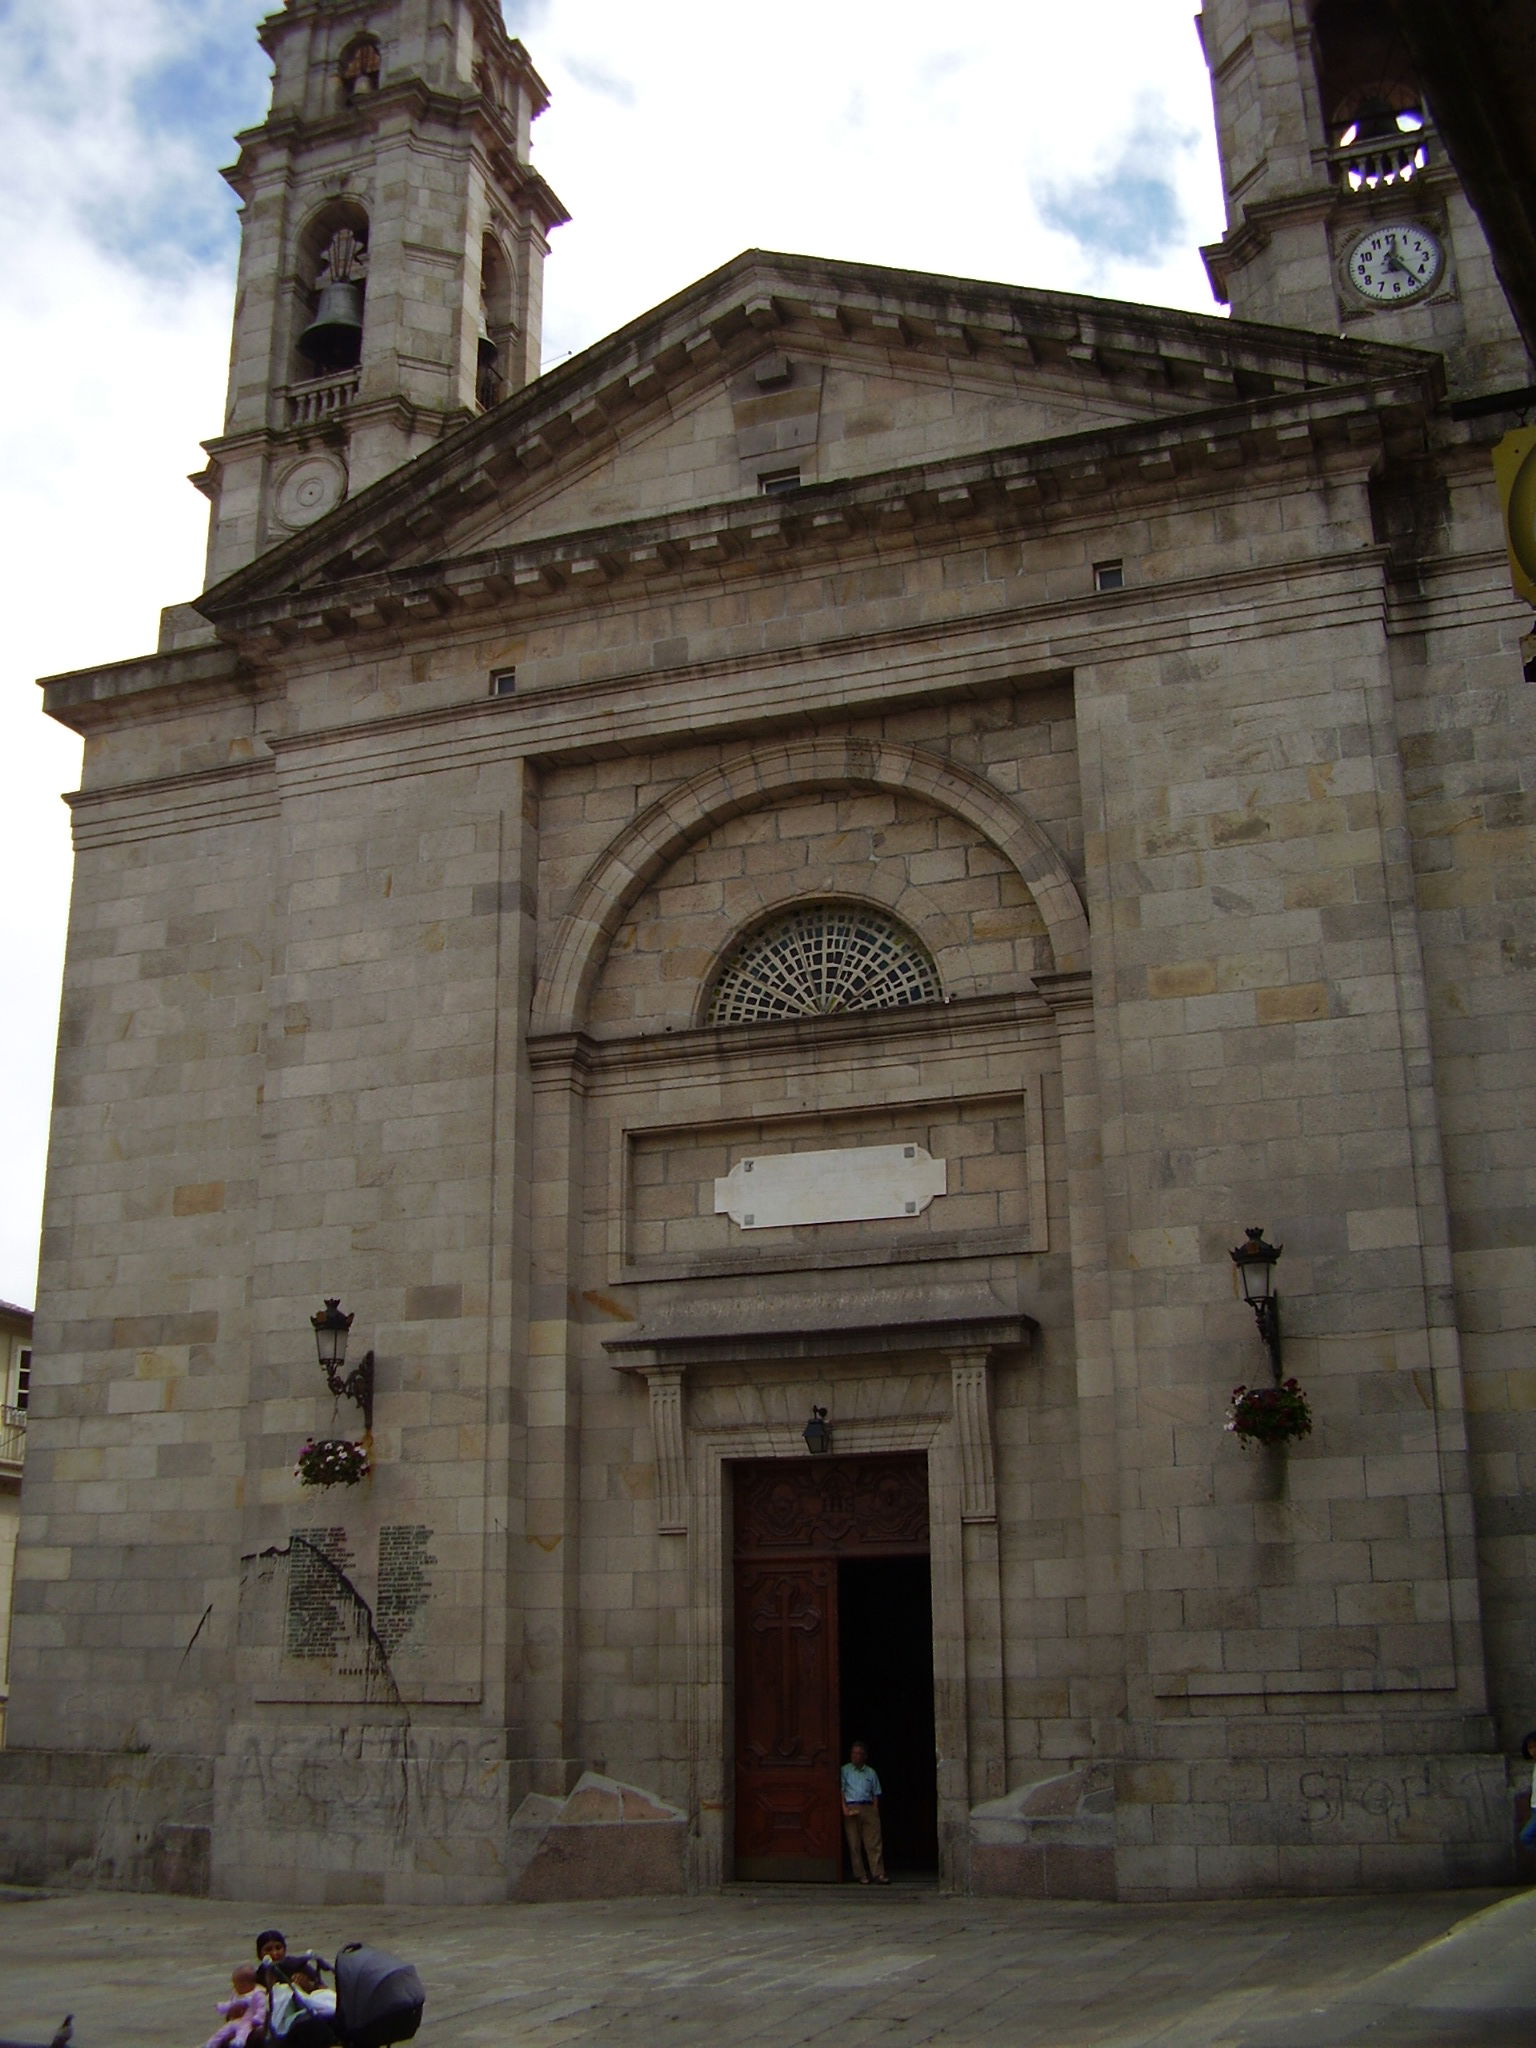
top-left (733, 1559), bottom-right (840, 1881)
top-left (732, 1454), bottom-right (930, 1882)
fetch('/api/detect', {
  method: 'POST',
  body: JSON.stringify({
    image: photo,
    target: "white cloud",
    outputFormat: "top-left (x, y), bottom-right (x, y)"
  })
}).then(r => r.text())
top-left (0, 0), bottom-right (1227, 1302)
top-left (0, 2), bottom-right (251, 1301)
top-left (530, 0), bottom-right (1224, 364)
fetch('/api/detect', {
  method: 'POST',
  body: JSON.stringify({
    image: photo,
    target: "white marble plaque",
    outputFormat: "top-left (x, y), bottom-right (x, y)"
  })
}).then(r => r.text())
top-left (714, 1143), bottom-right (947, 1230)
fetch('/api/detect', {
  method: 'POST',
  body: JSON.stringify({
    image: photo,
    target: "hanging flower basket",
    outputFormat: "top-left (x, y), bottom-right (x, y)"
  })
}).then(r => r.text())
top-left (294, 1436), bottom-right (371, 1488)
top-left (1226, 1379), bottom-right (1313, 1449)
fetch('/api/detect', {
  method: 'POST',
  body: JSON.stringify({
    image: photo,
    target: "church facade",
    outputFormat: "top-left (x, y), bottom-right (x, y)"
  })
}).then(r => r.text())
top-left (3, 0), bottom-right (1535, 1905)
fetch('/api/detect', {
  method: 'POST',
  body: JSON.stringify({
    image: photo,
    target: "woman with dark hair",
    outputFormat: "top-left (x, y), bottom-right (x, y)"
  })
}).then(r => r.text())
top-left (255, 1931), bottom-right (287, 1975)
top-left (254, 1932), bottom-right (339, 2045)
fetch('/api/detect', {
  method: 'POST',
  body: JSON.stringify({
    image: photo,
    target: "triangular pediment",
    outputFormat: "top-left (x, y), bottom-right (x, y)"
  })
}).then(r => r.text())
top-left (444, 343), bottom-right (1179, 561)
top-left (199, 249), bottom-right (1439, 628)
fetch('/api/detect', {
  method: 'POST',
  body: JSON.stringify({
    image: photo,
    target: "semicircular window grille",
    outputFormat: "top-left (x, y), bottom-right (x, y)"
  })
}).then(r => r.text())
top-left (706, 903), bottom-right (942, 1025)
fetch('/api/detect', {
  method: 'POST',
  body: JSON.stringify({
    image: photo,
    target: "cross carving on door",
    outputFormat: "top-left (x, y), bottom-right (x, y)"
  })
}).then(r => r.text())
top-left (749, 1572), bottom-right (823, 1758)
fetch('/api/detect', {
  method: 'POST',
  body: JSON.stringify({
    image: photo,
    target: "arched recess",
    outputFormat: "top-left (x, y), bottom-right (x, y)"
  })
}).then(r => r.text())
top-left (1310, 0), bottom-right (1427, 186)
top-left (532, 738), bottom-right (1089, 1035)
top-left (290, 199), bottom-right (370, 380)
top-left (338, 32), bottom-right (382, 102)
top-left (478, 231), bottom-right (515, 408)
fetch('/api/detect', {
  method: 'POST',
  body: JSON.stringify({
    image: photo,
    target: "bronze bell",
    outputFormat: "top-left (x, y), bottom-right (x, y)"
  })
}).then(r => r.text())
top-left (298, 279), bottom-right (364, 372)
top-left (476, 329), bottom-right (500, 409)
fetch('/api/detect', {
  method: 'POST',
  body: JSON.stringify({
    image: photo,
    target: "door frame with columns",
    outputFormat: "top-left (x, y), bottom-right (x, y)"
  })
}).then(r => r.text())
top-left (605, 1320), bottom-right (1031, 1891)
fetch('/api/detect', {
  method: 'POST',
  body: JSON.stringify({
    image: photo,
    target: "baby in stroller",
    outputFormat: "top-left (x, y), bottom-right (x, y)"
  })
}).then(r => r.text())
top-left (254, 1933), bottom-right (340, 2046)
top-left (249, 1928), bottom-right (425, 2047)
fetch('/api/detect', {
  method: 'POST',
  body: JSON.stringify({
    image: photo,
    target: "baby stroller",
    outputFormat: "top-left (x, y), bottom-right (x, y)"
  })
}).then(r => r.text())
top-left (0, 2022), bottom-right (71, 2048)
top-left (333, 1945), bottom-right (425, 2048)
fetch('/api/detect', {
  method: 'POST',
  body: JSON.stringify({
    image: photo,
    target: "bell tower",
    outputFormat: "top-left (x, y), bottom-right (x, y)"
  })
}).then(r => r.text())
top-left (1199, 0), bottom-right (1530, 396)
top-left (197, 0), bottom-right (567, 585)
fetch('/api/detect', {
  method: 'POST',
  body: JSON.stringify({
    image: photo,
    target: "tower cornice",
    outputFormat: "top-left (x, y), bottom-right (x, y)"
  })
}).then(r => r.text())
top-left (1201, 161), bottom-right (1464, 305)
top-left (222, 80), bottom-right (566, 234)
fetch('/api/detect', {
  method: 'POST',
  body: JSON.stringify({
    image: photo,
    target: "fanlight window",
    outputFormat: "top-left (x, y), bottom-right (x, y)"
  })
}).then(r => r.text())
top-left (706, 904), bottom-right (941, 1025)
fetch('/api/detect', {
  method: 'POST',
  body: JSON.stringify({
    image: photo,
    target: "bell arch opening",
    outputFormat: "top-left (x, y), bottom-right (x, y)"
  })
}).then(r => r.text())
top-left (292, 203), bottom-right (370, 380)
top-left (338, 33), bottom-right (382, 104)
top-left (478, 231), bottom-right (514, 409)
top-left (1311, 0), bottom-right (1427, 189)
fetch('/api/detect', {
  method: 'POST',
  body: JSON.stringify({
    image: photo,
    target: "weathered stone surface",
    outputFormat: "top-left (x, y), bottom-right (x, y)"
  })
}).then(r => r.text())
top-left (509, 1774), bottom-right (688, 1901)
top-left (6, 0), bottom-right (1533, 1910)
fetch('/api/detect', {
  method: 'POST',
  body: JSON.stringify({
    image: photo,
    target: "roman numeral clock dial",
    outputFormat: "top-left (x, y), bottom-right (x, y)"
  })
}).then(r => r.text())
top-left (1345, 224), bottom-right (1444, 305)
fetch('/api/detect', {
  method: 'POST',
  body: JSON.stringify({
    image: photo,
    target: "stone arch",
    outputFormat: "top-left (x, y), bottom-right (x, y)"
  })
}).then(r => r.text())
top-left (532, 738), bottom-right (1088, 1035)
top-left (478, 230), bottom-right (515, 408)
top-left (291, 199), bottom-right (370, 380)
top-left (338, 32), bottom-right (383, 101)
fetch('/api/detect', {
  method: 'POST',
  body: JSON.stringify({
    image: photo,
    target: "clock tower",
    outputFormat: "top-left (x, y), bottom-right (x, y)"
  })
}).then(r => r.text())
top-left (1199, 0), bottom-right (1531, 396)
top-left (197, 0), bottom-right (567, 586)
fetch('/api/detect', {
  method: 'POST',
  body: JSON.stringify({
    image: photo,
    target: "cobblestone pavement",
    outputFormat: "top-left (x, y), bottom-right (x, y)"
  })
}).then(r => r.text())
top-left (2, 1881), bottom-right (1534, 2048)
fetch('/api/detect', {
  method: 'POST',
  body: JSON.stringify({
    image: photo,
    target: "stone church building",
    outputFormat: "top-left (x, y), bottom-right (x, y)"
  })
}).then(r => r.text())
top-left (3, 0), bottom-right (1534, 1905)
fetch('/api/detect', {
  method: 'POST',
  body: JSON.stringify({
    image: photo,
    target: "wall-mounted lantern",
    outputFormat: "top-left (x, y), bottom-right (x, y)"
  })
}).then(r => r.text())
top-left (1229, 1229), bottom-right (1282, 1379)
top-left (311, 1298), bottom-right (375, 1430)
top-left (802, 1405), bottom-right (832, 1455)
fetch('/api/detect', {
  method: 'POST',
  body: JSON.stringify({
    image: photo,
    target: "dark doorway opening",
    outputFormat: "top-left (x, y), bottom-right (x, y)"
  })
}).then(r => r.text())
top-left (731, 1452), bottom-right (935, 1882)
top-left (838, 1555), bottom-right (938, 1875)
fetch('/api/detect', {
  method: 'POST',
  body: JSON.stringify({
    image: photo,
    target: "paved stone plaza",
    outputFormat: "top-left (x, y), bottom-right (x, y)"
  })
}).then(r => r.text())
top-left (3, 1882), bottom-right (1536, 2047)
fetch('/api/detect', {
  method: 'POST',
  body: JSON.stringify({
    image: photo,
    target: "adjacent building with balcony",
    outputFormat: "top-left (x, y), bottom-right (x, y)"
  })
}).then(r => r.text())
top-left (0, 1302), bottom-right (31, 1747)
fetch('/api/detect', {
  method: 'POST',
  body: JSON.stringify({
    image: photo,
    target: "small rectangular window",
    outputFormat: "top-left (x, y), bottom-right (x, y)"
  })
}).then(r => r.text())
top-left (16, 1348), bottom-right (30, 1411)
top-left (1094, 559), bottom-right (1125, 593)
top-left (759, 467), bottom-right (801, 496)
top-left (489, 668), bottom-right (517, 697)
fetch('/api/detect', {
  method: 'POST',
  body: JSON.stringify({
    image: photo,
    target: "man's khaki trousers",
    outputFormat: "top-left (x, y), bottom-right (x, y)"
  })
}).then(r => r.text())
top-left (843, 1804), bottom-right (885, 1881)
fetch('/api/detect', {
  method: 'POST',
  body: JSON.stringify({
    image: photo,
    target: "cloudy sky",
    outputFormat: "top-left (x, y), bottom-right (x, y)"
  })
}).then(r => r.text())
top-left (0, 0), bottom-right (1227, 1307)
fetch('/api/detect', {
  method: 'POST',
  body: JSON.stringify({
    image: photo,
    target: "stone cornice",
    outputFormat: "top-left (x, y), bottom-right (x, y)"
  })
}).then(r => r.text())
top-left (1033, 969), bottom-right (1095, 1020)
top-left (38, 541), bottom-right (1396, 747)
top-left (200, 389), bottom-right (477, 469)
top-left (200, 377), bottom-right (1432, 660)
top-left (256, 0), bottom-right (552, 114)
top-left (65, 759), bottom-right (278, 851)
top-left (603, 1311), bottom-right (1036, 1373)
top-left (525, 989), bottom-right (1057, 1085)
top-left (196, 251), bottom-right (1439, 620)
top-left (39, 642), bottom-right (254, 736)
top-left (1202, 162), bottom-right (1463, 299)
top-left (224, 80), bottom-right (565, 233)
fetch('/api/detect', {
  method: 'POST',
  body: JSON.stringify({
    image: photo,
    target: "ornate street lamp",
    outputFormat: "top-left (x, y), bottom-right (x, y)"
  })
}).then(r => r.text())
top-left (802, 1405), bottom-right (832, 1455)
top-left (311, 1299), bottom-right (375, 1430)
top-left (1229, 1229), bottom-right (1282, 1378)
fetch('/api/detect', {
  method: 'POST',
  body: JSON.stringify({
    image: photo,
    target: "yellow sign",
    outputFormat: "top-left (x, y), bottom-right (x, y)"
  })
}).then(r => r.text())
top-left (1493, 425), bottom-right (1536, 606)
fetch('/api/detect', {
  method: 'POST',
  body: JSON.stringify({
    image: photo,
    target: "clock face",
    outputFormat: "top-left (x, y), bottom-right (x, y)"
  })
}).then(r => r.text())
top-left (1345, 224), bottom-right (1444, 304)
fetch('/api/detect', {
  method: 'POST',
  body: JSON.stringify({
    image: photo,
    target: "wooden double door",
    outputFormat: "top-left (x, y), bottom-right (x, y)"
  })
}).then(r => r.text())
top-left (733, 1452), bottom-right (936, 1882)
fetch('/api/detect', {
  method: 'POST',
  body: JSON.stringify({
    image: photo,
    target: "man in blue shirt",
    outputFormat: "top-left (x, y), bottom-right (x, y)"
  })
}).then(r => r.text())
top-left (840, 1739), bottom-right (889, 1884)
